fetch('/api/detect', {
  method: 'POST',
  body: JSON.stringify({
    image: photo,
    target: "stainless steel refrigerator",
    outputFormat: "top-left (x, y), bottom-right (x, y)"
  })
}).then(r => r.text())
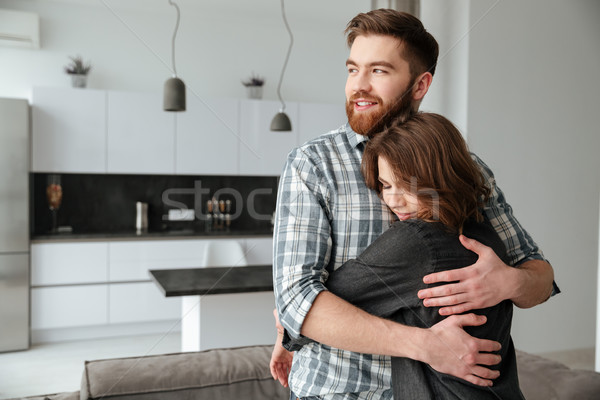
top-left (0, 98), bottom-right (30, 352)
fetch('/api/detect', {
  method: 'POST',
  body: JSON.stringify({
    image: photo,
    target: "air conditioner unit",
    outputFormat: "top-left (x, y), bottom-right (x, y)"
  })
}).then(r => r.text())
top-left (0, 9), bottom-right (40, 49)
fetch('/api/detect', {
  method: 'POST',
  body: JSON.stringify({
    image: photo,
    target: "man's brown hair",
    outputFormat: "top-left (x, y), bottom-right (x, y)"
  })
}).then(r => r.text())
top-left (345, 9), bottom-right (439, 80)
top-left (361, 112), bottom-right (490, 232)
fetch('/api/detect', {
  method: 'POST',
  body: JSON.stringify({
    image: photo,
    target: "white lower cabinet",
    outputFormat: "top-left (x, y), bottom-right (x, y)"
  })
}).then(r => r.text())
top-left (31, 237), bottom-right (273, 337)
top-left (109, 282), bottom-right (180, 323)
top-left (31, 285), bottom-right (108, 329)
top-left (243, 238), bottom-right (273, 265)
top-left (108, 240), bottom-right (209, 282)
top-left (31, 242), bottom-right (108, 286)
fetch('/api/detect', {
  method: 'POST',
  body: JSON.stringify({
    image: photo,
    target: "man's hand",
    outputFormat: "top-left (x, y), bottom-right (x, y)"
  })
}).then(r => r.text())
top-left (417, 235), bottom-right (513, 315)
top-left (417, 235), bottom-right (554, 313)
top-left (270, 309), bottom-right (294, 388)
top-left (416, 314), bottom-right (502, 386)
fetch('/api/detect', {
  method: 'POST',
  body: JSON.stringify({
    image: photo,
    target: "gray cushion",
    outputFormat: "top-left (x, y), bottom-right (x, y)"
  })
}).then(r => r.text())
top-left (80, 345), bottom-right (289, 400)
top-left (517, 350), bottom-right (600, 400)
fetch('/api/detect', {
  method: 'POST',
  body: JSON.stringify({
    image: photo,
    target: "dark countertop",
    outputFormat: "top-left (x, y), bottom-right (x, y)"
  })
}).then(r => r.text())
top-left (31, 227), bottom-right (273, 243)
top-left (150, 264), bottom-right (273, 296)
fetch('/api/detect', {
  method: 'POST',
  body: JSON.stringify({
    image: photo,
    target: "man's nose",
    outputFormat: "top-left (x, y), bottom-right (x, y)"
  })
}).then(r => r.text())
top-left (353, 71), bottom-right (371, 93)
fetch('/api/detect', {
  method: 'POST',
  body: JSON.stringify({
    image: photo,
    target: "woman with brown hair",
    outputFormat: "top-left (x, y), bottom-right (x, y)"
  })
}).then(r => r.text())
top-left (275, 112), bottom-right (525, 399)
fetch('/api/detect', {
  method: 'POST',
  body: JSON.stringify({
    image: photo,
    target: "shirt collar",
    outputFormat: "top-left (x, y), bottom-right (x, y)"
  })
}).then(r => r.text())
top-left (344, 122), bottom-right (369, 149)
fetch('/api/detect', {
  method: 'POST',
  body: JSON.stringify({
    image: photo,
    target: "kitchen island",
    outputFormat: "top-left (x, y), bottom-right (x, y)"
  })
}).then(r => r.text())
top-left (150, 264), bottom-right (272, 296)
top-left (150, 265), bottom-right (275, 352)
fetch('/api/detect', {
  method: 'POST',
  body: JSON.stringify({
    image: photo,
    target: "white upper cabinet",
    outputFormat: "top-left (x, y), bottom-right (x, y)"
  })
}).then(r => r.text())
top-left (31, 87), bottom-right (341, 176)
top-left (239, 99), bottom-right (299, 176)
top-left (297, 102), bottom-right (347, 146)
top-left (107, 91), bottom-right (176, 174)
top-left (176, 97), bottom-right (239, 175)
top-left (32, 87), bottom-right (107, 173)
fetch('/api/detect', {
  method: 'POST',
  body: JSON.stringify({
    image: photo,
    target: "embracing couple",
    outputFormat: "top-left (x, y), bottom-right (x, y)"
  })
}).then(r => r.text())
top-left (272, 8), bottom-right (557, 400)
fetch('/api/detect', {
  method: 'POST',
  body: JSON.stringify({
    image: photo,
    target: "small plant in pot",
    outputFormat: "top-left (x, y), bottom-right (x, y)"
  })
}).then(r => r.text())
top-left (64, 55), bottom-right (92, 88)
top-left (242, 73), bottom-right (265, 99)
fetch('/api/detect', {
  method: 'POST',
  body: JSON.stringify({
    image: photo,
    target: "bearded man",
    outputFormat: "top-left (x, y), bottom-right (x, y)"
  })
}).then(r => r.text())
top-left (272, 8), bottom-right (555, 400)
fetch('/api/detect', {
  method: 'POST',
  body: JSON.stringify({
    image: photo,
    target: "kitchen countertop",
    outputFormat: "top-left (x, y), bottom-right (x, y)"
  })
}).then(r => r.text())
top-left (30, 227), bottom-right (273, 243)
top-left (150, 264), bottom-right (273, 296)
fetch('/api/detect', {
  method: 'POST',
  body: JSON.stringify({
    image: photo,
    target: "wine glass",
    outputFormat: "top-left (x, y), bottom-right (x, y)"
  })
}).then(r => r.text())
top-left (46, 174), bottom-right (63, 232)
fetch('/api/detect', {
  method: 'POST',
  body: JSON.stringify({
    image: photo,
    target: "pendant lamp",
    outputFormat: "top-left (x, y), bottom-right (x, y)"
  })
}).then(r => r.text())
top-left (270, 0), bottom-right (293, 131)
top-left (163, 0), bottom-right (186, 112)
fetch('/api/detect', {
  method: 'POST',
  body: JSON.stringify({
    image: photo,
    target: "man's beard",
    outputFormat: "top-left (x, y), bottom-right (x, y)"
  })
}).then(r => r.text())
top-left (346, 83), bottom-right (416, 138)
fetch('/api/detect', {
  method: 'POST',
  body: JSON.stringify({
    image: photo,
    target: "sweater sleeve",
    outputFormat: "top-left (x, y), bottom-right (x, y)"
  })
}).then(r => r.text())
top-left (326, 221), bottom-right (433, 319)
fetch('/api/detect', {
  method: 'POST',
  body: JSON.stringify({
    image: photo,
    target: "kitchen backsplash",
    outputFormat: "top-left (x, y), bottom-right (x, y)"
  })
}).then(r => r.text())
top-left (31, 173), bottom-right (278, 235)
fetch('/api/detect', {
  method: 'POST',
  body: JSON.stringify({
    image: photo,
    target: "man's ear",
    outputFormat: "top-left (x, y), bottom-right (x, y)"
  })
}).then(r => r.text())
top-left (412, 72), bottom-right (433, 101)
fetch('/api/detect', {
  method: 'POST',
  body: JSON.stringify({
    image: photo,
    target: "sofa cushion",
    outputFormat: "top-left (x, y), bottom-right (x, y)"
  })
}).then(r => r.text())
top-left (517, 350), bottom-right (600, 400)
top-left (80, 345), bottom-right (289, 400)
top-left (5, 392), bottom-right (80, 400)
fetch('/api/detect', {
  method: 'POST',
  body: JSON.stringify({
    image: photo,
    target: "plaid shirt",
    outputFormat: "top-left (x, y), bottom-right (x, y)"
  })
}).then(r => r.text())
top-left (273, 123), bottom-right (546, 399)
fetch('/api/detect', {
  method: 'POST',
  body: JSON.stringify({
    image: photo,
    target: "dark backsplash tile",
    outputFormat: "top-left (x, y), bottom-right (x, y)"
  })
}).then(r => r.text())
top-left (31, 173), bottom-right (278, 235)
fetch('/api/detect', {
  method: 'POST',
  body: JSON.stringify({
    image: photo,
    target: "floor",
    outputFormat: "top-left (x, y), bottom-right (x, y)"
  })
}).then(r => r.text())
top-left (0, 332), bottom-right (180, 399)
top-left (0, 334), bottom-right (595, 399)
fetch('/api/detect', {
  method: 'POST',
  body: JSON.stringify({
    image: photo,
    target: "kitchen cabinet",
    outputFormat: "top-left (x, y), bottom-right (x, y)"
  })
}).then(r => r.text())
top-left (31, 242), bottom-right (108, 285)
top-left (109, 282), bottom-right (180, 324)
top-left (108, 240), bottom-right (209, 281)
top-left (30, 236), bottom-right (273, 339)
top-left (297, 102), bottom-right (347, 146)
top-left (107, 91), bottom-right (176, 174)
top-left (31, 285), bottom-right (108, 329)
top-left (32, 87), bottom-right (107, 173)
top-left (239, 100), bottom-right (299, 176)
top-left (32, 87), bottom-right (344, 176)
top-left (243, 238), bottom-right (273, 264)
top-left (176, 97), bottom-right (239, 175)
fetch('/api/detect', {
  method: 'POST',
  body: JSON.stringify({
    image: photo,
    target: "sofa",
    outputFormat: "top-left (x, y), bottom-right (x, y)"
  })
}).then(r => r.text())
top-left (7, 345), bottom-right (600, 400)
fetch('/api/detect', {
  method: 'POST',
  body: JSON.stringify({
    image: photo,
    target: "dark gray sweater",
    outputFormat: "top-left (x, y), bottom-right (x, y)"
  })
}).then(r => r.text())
top-left (325, 219), bottom-right (524, 400)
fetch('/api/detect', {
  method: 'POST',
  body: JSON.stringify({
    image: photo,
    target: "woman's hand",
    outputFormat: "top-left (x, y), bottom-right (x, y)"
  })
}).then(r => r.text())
top-left (270, 308), bottom-right (294, 388)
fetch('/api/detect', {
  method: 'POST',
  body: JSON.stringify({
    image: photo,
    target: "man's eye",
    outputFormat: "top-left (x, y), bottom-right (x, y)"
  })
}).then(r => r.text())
top-left (348, 68), bottom-right (358, 74)
top-left (373, 69), bottom-right (386, 74)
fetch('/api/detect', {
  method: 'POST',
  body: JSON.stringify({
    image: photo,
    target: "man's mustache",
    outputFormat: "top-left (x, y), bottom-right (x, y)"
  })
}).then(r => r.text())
top-left (348, 92), bottom-right (382, 104)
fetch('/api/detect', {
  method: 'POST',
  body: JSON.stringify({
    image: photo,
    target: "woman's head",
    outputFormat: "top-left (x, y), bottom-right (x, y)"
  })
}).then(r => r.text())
top-left (361, 112), bottom-right (490, 231)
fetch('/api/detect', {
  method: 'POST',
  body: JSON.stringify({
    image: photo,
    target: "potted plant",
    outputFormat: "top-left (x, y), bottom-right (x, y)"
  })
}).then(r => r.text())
top-left (242, 73), bottom-right (265, 99)
top-left (64, 55), bottom-right (92, 88)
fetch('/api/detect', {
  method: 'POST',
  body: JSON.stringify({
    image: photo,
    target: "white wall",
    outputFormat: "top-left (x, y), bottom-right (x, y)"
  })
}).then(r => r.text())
top-left (0, 0), bottom-right (471, 117)
top-left (0, 0), bottom-right (367, 103)
top-left (419, 0), bottom-right (470, 134)
top-left (467, 0), bottom-right (600, 353)
top-left (4, 0), bottom-right (598, 355)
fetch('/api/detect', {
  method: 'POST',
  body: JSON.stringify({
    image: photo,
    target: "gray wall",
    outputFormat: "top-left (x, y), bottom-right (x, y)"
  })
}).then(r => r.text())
top-left (467, 0), bottom-right (600, 353)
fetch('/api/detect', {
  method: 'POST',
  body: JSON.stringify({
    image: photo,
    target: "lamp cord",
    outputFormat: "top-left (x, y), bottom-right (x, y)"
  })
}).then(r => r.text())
top-left (276, 0), bottom-right (293, 112)
top-left (168, 0), bottom-right (180, 77)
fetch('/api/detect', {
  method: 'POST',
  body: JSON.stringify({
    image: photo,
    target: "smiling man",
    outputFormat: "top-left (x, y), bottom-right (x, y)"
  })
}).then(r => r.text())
top-left (273, 9), bottom-right (555, 400)
top-left (345, 34), bottom-right (423, 137)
